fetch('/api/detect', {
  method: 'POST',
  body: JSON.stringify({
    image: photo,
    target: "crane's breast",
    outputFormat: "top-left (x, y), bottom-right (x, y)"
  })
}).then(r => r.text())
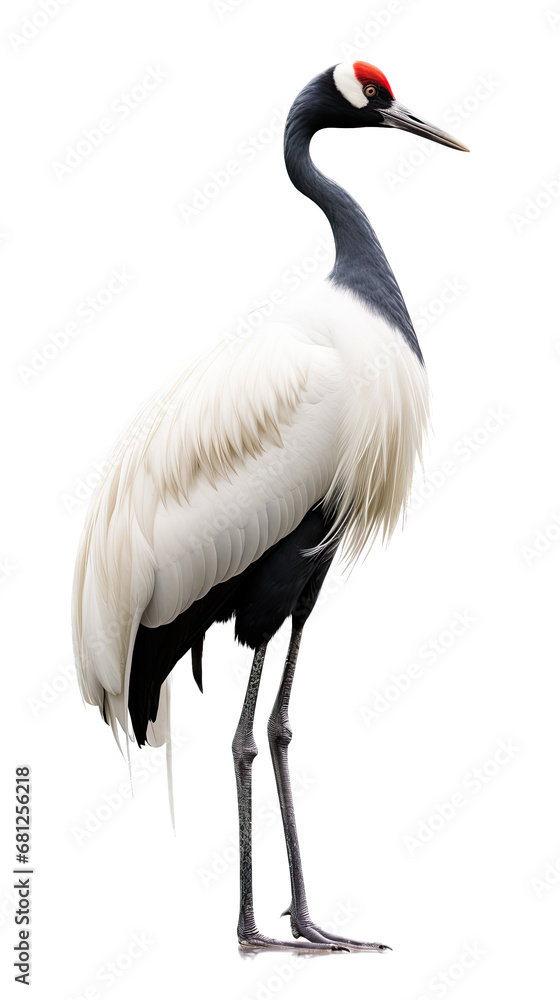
top-left (277, 282), bottom-right (430, 563)
top-left (324, 292), bottom-right (430, 560)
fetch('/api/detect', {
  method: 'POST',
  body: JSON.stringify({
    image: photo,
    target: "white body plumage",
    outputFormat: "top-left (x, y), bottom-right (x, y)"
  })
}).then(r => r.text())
top-left (72, 281), bottom-right (429, 745)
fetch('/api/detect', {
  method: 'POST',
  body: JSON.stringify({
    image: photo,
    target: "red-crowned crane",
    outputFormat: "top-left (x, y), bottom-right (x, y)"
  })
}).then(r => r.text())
top-left (72, 60), bottom-right (467, 953)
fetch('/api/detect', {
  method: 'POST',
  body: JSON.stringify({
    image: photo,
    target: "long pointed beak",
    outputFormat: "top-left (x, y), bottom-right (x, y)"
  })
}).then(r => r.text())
top-left (382, 101), bottom-right (469, 151)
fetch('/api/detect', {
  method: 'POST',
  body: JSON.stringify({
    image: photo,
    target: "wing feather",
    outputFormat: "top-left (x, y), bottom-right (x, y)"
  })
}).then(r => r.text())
top-left (72, 323), bottom-right (341, 743)
top-left (72, 283), bottom-right (430, 749)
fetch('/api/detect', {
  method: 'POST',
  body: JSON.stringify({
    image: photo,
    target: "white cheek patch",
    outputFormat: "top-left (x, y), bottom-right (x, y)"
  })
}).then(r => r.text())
top-left (333, 62), bottom-right (368, 109)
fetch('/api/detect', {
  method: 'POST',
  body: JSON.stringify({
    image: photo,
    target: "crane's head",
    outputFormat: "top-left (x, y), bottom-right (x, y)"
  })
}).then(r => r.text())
top-left (295, 61), bottom-right (468, 152)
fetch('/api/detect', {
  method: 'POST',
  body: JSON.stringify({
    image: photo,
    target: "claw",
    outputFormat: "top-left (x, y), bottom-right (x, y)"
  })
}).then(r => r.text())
top-left (239, 932), bottom-right (348, 953)
top-left (287, 918), bottom-right (390, 952)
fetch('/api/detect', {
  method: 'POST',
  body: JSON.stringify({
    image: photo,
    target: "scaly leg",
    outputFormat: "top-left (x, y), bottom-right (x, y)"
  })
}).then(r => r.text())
top-left (233, 642), bottom-right (346, 952)
top-left (268, 622), bottom-right (390, 952)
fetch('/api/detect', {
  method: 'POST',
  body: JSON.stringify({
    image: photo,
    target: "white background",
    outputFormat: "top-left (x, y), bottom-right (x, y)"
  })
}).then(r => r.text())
top-left (1, 0), bottom-right (559, 997)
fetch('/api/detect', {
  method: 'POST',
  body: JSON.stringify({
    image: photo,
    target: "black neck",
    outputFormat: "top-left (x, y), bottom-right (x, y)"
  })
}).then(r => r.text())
top-left (284, 93), bottom-right (422, 362)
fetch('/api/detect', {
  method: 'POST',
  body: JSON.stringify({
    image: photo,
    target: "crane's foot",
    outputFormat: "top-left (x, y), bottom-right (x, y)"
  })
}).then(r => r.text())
top-left (238, 930), bottom-right (348, 953)
top-left (281, 905), bottom-right (391, 952)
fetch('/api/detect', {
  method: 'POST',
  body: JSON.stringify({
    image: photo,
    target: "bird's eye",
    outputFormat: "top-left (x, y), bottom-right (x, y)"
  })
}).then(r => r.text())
top-left (363, 83), bottom-right (377, 99)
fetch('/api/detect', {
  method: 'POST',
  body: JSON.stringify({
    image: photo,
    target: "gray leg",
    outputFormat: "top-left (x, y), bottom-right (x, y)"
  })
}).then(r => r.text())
top-left (232, 643), bottom-right (266, 942)
top-left (233, 642), bottom-right (345, 952)
top-left (268, 622), bottom-right (391, 952)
